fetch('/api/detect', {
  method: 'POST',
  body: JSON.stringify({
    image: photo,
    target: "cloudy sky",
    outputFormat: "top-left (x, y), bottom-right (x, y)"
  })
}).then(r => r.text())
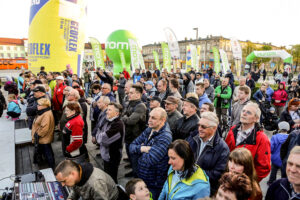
top-left (0, 0), bottom-right (299, 47)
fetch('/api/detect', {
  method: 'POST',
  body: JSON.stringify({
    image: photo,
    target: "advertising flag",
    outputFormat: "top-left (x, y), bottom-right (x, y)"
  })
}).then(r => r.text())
top-left (230, 37), bottom-right (242, 60)
top-left (212, 47), bottom-right (221, 74)
top-left (138, 47), bottom-right (145, 70)
top-left (28, 0), bottom-right (87, 76)
top-left (219, 49), bottom-right (230, 74)
top-left (89, 37), bottom-right (105, 69)
top-left (119, 50), bottom-right (126, 69)
top-left (161, 42), bottom-right (171, 71)
top-left (163, 27), bottom-right (180, 59)
top-left (153, 51), bottom-right (160, 70)
top-left (128, 39), bottom-right (139, 70)
top-left (190, 44), bottom-right (197, 70)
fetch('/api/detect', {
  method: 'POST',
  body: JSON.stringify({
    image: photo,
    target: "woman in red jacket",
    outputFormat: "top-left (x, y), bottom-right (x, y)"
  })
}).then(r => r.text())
top-left (272, 82), bottom-right (288, 117)
top-left (62, 102), bottom-right (87, 163)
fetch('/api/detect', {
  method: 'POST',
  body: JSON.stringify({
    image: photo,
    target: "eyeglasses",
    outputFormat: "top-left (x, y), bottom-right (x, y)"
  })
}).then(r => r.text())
top-left (72, 86), bottom-right (80, 89)
top-left (198, 124), bottom-right (214, 129)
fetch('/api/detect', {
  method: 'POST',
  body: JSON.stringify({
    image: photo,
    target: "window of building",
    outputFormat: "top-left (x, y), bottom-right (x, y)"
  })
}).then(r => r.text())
top-left (7, 46), bottom-right (10, 51)
top-left (14, 53), bottom-right (18, 58)
top-left (21, 53), bottom-right (25, 57)
top-left (0, 46), bottom-right (3, 50)
top-left (0, 53), bottom-right (4, 58)
top-left (7, 53), bottom-right (11, 58)
top-left (14, 46), bottom-right (17, 51)
top-left (20, 46), bottom-right (25, 51)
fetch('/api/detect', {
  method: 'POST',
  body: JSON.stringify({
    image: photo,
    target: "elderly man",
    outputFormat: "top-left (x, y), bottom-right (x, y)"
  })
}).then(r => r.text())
top-left (214, 77), bottom-right (232, 131)
top-left (266, 146), bottom-right (300, 200)
top-left (164, 96), bottom-right (183, 131)
top-left (122, 84), bottom-right (147, 177)
top-left (204, 78), bottom-right (214, 102)
top-left (232, 76), bottom-right (251, 102)
top-left (173, 97), bottom-right (200, 140)
top-left (91, 96), bottom-right (111, 144)
top-left (187, 112), bottom-right (229, 194)
top-left (231, 86), bottom-right (251, 126)
top-left (55, 160), bottom-right (120, 200)
top-left (129, 107), bottom-right (172, 199)
top-left (155, 79), bottom-right (170, 108)
top-left (101, 83), bottom-right (116, 102)
top-left (225, 102), bottom-right (271, 182)
top-left (122, 82), bottom-right (133, 108)
top-left (196, 82), bottom-right (211, 109)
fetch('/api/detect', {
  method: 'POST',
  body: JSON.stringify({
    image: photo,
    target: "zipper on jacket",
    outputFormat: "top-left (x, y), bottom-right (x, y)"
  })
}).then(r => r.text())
top-left (170, 187), bottom-right (181, 199)
top-left (280, 182), bottom-right (292, 199)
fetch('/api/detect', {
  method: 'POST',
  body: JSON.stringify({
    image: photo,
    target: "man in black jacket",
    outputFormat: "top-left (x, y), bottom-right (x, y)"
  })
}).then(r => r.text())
top-left (246, 72), bottom-right (255, 91)
top-left (187, 111), bottom-right (229, 194)
top-left (172, 97), bottom-right (200, 140)
top-left (96, 69), bottom-right (114, 88)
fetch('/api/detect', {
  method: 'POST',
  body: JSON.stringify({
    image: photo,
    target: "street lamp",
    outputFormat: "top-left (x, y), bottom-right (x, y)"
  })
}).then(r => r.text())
top-left (193, 28), bottom-right (198, 40)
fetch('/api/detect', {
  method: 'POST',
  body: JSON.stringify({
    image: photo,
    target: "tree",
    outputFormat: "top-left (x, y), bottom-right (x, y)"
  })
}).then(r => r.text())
top-left (292, 44), bottom-right (300, 69)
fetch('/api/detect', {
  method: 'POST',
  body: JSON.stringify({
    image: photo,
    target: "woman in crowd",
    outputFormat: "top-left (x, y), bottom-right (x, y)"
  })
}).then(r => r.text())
top-left (279, 98), bottom-right (300, 132)
top-left (214, 172), bottom-right (252, 200)
top-left (62, 102), bottom-right (87, 163)
top-left (31, 98), bottom-right (55, 169)
top-left (158, 139), bottom-right (210, 200)
top-left (226, 148), bottom-right (262, 200)
top-left (6, 94), bottom-right (21, 120)
top-left (272, 82), bottom-right (288, 117)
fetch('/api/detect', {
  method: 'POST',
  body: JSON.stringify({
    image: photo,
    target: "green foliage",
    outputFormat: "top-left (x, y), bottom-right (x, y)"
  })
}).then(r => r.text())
top-left (292, 44), bottom-right (300, 66)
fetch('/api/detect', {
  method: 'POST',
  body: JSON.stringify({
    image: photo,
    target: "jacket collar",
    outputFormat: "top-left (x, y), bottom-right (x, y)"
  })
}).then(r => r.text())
top-left (77, 163), bottom-right (94, 187)
top-left (232, 123), bottom-right (261, 145)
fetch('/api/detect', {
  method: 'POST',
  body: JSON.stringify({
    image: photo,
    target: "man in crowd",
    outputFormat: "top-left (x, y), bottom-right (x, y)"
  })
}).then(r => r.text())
top-left (231, 86), bottom-right (251, 126)
top-left (149, 96), bottom-right (161, 111)
top-left (83, 68), bottom-right (91, 97)
top-left (204, 78), bottom-right (214, 102)
top-left (129, 107), bottom-right (172, 199)
top-left (164, 96), bottom-right (182, 131)
top-left (232, 76), bottom-right (251, 103)
top-left (195, 82), bottom-right (211, 109)
top-left (123, 82), bottom-right (133, 108)
top-left (155, 79), bottom-right (170, 108)
top-left (53, 76), bottom-right (66, 125)
top-left (246, 72), bottom-right (255, 91)
top-left (122, 84), bottom-right (147, 177)
top-left (266, 146), bottom-right (300, 200)
top-left (173, 97), bottom-right (200, 140)
top-left (200, 102), bottom-right (215, 115)
top-left (26, 85), bottom-right (48, 129)
top-left (117, 72), bottom-right (126, 105)
top-left (187, 112), bottom-right (229, 194)
top-left (101, 83), bottom-right (116, 102)
top-left (225, 102), bottom-right (271, 182)
top-left (55, 160), bottom-right (119, 200)
top-left (214, 77), bottom-right (232, 131)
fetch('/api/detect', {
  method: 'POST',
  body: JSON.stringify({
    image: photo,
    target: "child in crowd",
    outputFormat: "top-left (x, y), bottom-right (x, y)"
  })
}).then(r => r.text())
top-left (126, 178), bottom-right (153, 200)
top-left (267, 121), bottom-right (290, 185)
top-left (6, 94), bottom-right (21, 120)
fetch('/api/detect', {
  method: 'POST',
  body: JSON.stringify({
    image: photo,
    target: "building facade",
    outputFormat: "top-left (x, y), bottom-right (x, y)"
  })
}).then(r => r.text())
top-left (0, 38), bottom-right (27, 59)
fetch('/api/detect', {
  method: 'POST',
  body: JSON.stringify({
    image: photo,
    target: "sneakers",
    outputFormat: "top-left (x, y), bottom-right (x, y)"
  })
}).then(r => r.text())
top-left (12, 117), bottom-right (19, 121)
top-left (5, 116), bottom-right (9, 119)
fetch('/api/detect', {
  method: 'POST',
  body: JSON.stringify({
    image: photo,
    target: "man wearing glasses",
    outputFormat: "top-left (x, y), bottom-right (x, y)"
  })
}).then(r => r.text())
top-left (187, 111), bottom-right (229, 194)
top-left (225, 102), bottom-right (271, 182)
top-left (101, 83), bottom-right (116, 102)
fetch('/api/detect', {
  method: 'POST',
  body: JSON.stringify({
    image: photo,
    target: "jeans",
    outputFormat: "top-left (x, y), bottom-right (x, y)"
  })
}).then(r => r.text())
top-left (268, 164), bottom-right (284, 185)
top-left (126, 143), bottom-right (138, 176)
top-left (84, 82), bottom-right (90, 97)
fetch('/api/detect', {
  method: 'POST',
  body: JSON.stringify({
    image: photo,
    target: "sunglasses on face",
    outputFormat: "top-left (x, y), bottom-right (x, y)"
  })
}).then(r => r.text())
top-left (198, 123), bottom-right (213, 129)
top-left (72, 86), bottom-right (80, 89)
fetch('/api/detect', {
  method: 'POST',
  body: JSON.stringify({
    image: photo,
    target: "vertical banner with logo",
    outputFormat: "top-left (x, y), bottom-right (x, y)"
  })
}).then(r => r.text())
top-left (161, 42), bottom-right (171, 71)
top-left (119, 50), bottom-right (126, 69)
top-left (163, 27), bottom-right (180, 60)
top-left (138, 47), bottom-right (145, 70)
top-left (128, 39), bottom-right (139, 71)
top-left (212, 47), bottom-right (221, 74)
top-left (190, 44), bottom-right (197, 70)
top-left (219, 49), bottom-right (230, 74)
top-left (197, 45), bottom-right (201, 70)
top-left (28, 0), bottom-right (87, 76)
top-left (153, 51), bottom-right (160, 70)
top-left (230, 37), bottom-right (242, 77)
top-left (89, 37), bottom-right (105, 69)
top-left (186, 45), bottom-right (191, 71)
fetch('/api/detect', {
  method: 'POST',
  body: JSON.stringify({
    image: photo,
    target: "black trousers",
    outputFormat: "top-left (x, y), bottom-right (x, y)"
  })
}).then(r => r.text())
top-left (103, 157), bottom-right (121, 184)
top-left (7, 111), bottom-right (21, 118)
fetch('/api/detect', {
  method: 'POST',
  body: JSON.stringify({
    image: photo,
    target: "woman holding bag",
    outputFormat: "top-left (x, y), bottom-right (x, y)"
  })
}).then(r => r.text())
top-left (31, 98), bottom-right (55, 169)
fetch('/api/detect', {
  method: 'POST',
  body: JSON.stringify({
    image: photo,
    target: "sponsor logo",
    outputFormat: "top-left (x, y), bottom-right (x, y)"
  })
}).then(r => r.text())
top-left (106, 41), bottom-right (129, 50)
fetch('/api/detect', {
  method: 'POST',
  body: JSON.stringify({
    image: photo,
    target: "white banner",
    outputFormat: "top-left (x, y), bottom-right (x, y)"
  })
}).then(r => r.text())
top-left (164, 27), bottom-right (180, 59)
top-left (190, 44), bottom-right (197, 69)
top-left (254, 50), bottom-right (291, 60)
top-left (230, 37), bottom-right (242, 60)
top-left (128, 39), bottom-right (140, 70)
top-left (219, 49), bottom-right (230, 74)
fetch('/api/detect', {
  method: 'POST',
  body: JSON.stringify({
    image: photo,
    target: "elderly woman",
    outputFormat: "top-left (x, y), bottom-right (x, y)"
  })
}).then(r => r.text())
top-left (279, 98), bottom-right (300, 132)
top-left (158, 140), bottom-right (210, 200)
top-left (31, 98), bottom-right (55, 169)
top-left (62, 102), bottom-right (87, 163)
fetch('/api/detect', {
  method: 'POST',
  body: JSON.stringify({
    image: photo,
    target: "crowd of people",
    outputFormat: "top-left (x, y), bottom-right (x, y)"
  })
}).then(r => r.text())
top-left (0, 65), bottom-right (300, 200)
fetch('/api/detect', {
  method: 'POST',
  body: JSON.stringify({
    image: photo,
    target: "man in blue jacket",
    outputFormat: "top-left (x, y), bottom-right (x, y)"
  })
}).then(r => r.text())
top-left (195, 82), bottom-right (211, 109)
top-left (129, 107), bottom-right (172, 200)
top-left (187, 111), bottom-right (229, 194)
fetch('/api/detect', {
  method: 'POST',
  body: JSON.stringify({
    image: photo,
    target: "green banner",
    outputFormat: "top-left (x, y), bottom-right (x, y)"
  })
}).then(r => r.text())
top-left (128, 39), bottom-right (139, 71)
top-left (212, 47), bottom-right (221, 74)
top-left (89, 37), bottom-right (105, 69)
top-left (153, 50), bottom-right (160, 70)
top-left (161, 42), bottom-right (171, 71)
top-left (119, 50), bottom-right (126, 69)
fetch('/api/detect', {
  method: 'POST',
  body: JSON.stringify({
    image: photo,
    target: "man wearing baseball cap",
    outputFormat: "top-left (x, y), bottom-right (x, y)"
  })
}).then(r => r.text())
top-left (173, 96), bottom-right (200, 140)
top-left (164, 96), bottom-right (182, 131)
top-left (145, 81), bottom-right (156, 98)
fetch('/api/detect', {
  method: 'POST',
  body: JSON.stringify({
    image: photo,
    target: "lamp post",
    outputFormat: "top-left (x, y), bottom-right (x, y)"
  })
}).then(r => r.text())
top-left (193, 28), bottom-right (198, 40)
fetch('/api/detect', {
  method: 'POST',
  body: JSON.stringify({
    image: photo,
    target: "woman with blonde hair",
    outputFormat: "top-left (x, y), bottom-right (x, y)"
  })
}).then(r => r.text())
top-left (226, 148), bottom-right (262, 200)
top-left (31, 98), bottom-right (55, 169)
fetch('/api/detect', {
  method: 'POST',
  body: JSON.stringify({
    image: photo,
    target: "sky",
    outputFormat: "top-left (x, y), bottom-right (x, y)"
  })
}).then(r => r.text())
top-left (0, 0), bottom-right (299, 48)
